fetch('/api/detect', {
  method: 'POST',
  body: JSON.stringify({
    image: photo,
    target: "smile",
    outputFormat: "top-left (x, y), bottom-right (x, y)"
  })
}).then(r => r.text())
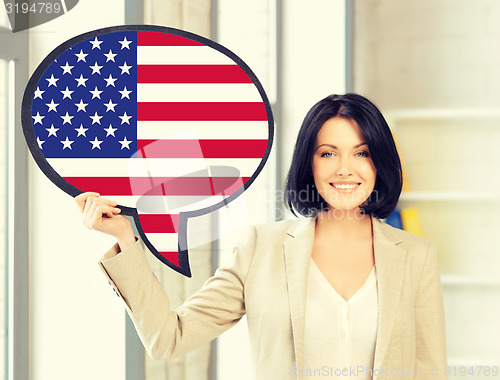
top-left (330, 183), bottom-right (360, 190)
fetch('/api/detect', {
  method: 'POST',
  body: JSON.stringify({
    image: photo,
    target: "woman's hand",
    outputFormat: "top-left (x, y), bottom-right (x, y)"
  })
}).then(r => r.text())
top-left (75, 192), bottom-right (136, 252)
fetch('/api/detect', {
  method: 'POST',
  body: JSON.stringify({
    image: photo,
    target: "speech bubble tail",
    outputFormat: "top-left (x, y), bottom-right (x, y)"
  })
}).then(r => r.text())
top-left (133, 212), bottom-right (192, 278)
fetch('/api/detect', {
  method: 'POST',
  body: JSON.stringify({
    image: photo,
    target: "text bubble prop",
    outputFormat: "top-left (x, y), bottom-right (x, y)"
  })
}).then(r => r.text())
top-left (22, 25), bottom-right (274, 277)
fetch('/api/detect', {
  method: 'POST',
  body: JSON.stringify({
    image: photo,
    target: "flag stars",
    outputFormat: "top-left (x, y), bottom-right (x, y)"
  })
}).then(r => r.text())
top-left (119, 86), bottom-right (132, 99)
top-left (75, 124), bottom-right (88, 137)
top-left (89, 86), bottom-right (103, 99)
top-left (60, 62), bottom-right (74, 75)
top-left (32, 112), bottom-right (45, 125)
top-left (104, 99), bottom-right (117, 112)
top-left (75, 49), bottom-right (88, 62)
top-left (75, 74), bottom-right (89, 87)
top-left (104, 125), bottom-right (117, 137)
top-left (104, 49), bottom-right (117, 62)
top-left (119, 112), bottom-right (132, 125)
top-left (61, 137), bottom-right (74, 150)
top-left (37, 136), bottom-right (45, 149)
top-left (46, 124), bottom-right (59, 137)
top-left (34, 87), bottom-right (45, 99)
top-left (89, 37), bottom-right (103, 50)
top-left (75, 99), bottom-right (88, 112)
top-left (61, 87), bottom-right (74, 99)
top-left (119, 62), bottom-right (132, 75)
top-left (90, 137), bottom-right (103, 150)
top-left (46, 74), bottom-right (59, 87)
top-left (90, 111), bottom-right (103, 125)
top-left (104, 74), bottom-right (117, 87)
top-left (119, 37), bottom-right (132, 50)
top-left (61, 112), bottom-right (74, 125)
top-left (89, 62), bottom-right (103, 75)
top-left (46, 99), bottom-right (59, 112)
top-left (119, 136), bottom-right (132, 150)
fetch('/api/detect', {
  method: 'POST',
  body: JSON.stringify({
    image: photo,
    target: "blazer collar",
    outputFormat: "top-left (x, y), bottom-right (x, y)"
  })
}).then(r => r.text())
top-left (283, 216), bottom-right (406, 375)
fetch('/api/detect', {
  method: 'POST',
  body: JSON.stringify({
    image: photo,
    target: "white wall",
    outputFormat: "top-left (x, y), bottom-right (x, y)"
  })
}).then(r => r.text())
top-left (28, 2), bottom-right (127, 380)
top-left (280, 0), bottom-right (346, 197)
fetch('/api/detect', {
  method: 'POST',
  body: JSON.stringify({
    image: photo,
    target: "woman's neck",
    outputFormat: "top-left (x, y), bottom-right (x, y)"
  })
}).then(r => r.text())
top-left (315, 208), bottom-right (373, 239)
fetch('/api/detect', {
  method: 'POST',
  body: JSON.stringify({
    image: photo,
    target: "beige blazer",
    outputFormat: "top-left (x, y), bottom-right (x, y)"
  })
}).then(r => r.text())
top-left (99, 217), bottom-right (448, 379)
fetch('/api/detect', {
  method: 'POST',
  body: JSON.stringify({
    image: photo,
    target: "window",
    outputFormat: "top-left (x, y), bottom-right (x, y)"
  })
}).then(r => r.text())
top-left (0, 22), bottom-right (29, 380)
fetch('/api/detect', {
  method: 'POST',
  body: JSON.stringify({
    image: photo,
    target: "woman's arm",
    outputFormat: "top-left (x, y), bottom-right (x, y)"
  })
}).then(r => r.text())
top-left (99, 227), bottom-right (256, 360)
top-left (415, 243), bottom-right (449, 379)
top-left (75, 192), bottom-right (257, 361)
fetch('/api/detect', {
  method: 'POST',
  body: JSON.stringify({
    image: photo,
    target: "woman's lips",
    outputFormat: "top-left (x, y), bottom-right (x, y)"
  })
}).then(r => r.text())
top-left (330, 182), bottom-right (361, 192)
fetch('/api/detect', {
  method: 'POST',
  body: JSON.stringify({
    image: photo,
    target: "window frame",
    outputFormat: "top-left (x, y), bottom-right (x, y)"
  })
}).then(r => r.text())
top-left (0, 23), bottom-right (29, 380)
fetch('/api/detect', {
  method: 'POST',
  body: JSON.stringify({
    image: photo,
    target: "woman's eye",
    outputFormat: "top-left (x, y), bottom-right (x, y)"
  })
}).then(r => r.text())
top-left (356, 151), bottom-right (370, 158)
top-left (321, 152), bottom-right (333, 158)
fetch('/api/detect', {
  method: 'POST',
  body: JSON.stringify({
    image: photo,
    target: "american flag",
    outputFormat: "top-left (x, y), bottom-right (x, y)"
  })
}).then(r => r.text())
top-left (28, 28), bottom-right (272, 277)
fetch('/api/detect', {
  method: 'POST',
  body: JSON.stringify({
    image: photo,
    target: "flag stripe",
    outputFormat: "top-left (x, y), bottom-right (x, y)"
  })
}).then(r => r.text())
top-left (137, 46), bottom-right (235, 65)
top-left (137, 31), bottom-right (203, 46)
top-left (159, 252), bottom-right (179, 266)
top-left (137, 65), bottom-right (252, 83)
top-left (144, 232), bottom-right (178, 248)
top-left (138, 214), bottom-right (180, 233)
top-left (63, 176), bottom-right (250, 196)
top-left (136, 139), bottom-right (268, 158)
top-left (136, 121), bottom-right (269, 139)
top-left (48, 158), bottom-right (262, 177)
top-left (137, 102), bottom-right (268, 121)
top-left (137, 83), bottom-right (261, 102)
top-left (137, 83), bottom-right (262, 102)
top-left (109, 195), bottom-right (232, 213)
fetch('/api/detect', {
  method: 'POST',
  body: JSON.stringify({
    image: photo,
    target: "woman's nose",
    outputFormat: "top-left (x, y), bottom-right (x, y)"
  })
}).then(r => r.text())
top-left (336, 156), bottom-right (352, 176)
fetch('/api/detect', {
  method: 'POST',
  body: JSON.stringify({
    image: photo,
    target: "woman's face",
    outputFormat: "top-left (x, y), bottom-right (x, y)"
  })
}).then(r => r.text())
top-left (311, 116), bottom-right (377, 214)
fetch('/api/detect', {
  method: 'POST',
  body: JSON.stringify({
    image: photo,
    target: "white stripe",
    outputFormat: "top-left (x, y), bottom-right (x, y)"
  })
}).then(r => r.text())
top-left (93, 195), bottom-right (231, 213)
top-left (47, 158), bottom-right (262, 177)
top-left (137, 83), bottom-right (262, 102)
top-left (144, 233), bottom-right (178, 251)
top-left (137, 46), bottom-right (235, 65)
top-left (137, 121), bottom-right (269, 140)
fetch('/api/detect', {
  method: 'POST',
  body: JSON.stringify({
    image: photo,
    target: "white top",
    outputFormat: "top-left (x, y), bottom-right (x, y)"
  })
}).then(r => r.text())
top-left (303, 259), bottom-right (378, 379)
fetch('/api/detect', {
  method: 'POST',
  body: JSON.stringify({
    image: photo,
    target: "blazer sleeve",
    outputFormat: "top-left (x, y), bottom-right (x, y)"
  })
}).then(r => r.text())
top-left (98, 225), bottom-right (257, 361)
top-left (414, 242), bottom-right (449, 378)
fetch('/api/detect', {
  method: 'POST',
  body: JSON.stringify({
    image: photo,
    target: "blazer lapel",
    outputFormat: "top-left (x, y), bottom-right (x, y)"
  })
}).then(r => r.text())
top-left (283, 217), bottom-right (315, 371)
top-left (282, 216), bottom-right (407, 374)
top-left (371, 217), bottom-right (407, 376)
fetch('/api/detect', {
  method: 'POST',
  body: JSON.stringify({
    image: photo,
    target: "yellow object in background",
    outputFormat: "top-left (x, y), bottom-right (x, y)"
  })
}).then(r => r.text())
top-left (400, 207), bottom-right (422, 237)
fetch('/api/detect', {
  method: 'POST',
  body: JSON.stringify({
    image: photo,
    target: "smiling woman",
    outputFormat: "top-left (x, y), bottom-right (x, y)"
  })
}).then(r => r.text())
top-left (285, 93), bottom-right (402, 219)
top-left (311, 117), bottom-right (377, 214)
top-left (78, 92), bottom-right (448, 379)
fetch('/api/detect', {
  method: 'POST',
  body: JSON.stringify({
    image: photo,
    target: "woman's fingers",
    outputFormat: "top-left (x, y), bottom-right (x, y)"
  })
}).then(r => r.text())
top-left (75, 192), bottom-right (100, 213)
top-left (82, 198), bottom-right (120, 229)
top-left (87, 203), bottom-right (121, 230)
top-left (75, 192), bottom-right (132, 240)
top-left (77, 192), bottom-right (118, 215)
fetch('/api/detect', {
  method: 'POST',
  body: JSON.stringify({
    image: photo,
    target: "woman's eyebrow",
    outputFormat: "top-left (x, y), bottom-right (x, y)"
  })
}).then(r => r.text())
top-left (314, 142), bottom-right (368, 151)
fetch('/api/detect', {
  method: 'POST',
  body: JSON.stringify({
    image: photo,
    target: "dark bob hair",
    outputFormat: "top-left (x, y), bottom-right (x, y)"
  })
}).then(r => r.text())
top-left (285, 93), bottom-right (402, 219)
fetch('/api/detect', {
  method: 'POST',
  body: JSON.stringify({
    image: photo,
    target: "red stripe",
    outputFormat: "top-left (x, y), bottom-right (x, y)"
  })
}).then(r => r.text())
top-left (137, 31), bottom-right (203, 46)
top-left (159, 251), bottom-right (179, 266)
top-left (138, 214), bottom-right (180, 233)
top-left (136, 139), bottom-right (268, 159)
top-left (137, 65), bottom-right (252, 83)
top-left (137, 102), bottom-right (267, 121)
top-left (64, 176), bottom-right (250, 196)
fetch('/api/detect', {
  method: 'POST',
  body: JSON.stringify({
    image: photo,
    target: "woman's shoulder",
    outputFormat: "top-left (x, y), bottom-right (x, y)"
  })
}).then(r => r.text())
top-left (375, 217), bottom-right (435, 252)
top-left (236, 217), bottom-right (312, 246)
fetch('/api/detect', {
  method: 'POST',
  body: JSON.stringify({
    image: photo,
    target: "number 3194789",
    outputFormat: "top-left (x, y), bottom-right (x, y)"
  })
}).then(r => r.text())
top-left (5, 2), bottom-right (62, 14)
